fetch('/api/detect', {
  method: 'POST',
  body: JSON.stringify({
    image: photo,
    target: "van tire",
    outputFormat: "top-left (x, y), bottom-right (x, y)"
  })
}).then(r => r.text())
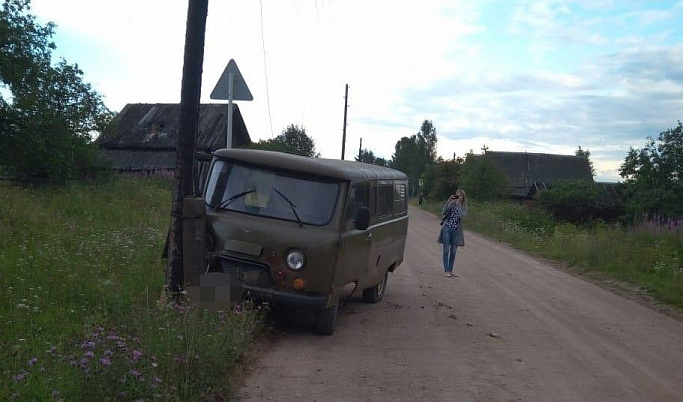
top-left (363, 271), bottom-right (388, 303)
top-left (315, 302), bottom-right (339, 335)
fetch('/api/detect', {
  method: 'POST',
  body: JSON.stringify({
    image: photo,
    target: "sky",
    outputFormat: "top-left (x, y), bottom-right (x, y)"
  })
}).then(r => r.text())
top-left (29, 0), bottom-right (683, 182)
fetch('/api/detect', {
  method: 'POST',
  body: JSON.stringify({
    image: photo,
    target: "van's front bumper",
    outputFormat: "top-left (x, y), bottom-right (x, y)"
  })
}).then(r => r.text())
top-left (242, 284), bottom-right (329, 309)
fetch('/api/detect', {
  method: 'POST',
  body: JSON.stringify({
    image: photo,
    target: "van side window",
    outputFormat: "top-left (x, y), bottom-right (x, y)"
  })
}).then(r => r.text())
top-left (376, 184), bottom-right (393, 217)
top-left (395, 184), bottom-right (407, 214)
top-left (344, 185), bottom-right (369, 224)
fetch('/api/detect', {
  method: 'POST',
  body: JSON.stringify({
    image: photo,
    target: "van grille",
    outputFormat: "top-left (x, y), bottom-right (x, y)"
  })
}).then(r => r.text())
top-left (218, 255), bottom-right (273, 288)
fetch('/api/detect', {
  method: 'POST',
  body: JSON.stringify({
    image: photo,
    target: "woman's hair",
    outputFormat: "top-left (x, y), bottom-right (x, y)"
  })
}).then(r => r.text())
top-left (456, 189), bottom-right (468, 208)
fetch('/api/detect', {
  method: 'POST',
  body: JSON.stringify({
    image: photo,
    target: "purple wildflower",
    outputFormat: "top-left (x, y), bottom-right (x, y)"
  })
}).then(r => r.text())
top-left (129, 369), bottom-right (141, 379)
top-left (49, 346), bottom-right (58, 354)
top-left (12, 371), bottom-right (27, 382)
top-left (106, 334), bottom-right (119, 341)
top-left (27, 357), bottom-right (38, 367)
top-left (84, 351), bottom-right (94, 358)
top-left (79, 357), bottom-right (90, 369)
top-left (103, 349), bottom-right (113, 358)
top-left (81, 340), bottom-right (96, 349)
top-left (100, 357), bottom-right (111, 366)
top-left (51, 390), bottom-right (60, 398)
top-left (131, 350), bottom-right (143, 362)
top-left (153, 376), bottom-right (162, 384)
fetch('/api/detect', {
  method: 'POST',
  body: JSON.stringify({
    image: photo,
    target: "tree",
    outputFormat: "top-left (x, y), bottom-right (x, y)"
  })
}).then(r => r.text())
top-left (356, 148), bottom-right (376, 164)
top-left (619, 122), bottom-right (683, 219)
top-left (576, 145), bottom-right (596, 176)
top-left (389, 120), bottom-right (438, 195)
top-left (460, 152), bottom-right (507, 201)
top-left (417, 120), bottom-right (437, 163)
top-left (0, 0), bottom-right (113, 181)
top-left (390, 135), bottom-right (419, 191)
top-left (355, 148), bottom-right (387, 166)
top-left (421, 158), bottom-right (462, 199)
top-left (246, 124), bottom-right (318, 157)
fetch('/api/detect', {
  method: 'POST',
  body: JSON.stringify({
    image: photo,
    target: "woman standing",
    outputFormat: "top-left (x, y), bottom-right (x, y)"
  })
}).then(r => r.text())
top-left (438, 189), bottom-right (468, 277)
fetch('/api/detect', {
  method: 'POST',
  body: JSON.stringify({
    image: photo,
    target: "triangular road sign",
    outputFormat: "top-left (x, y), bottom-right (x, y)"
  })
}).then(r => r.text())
top-left (210, 59), bottom-right (253, 101)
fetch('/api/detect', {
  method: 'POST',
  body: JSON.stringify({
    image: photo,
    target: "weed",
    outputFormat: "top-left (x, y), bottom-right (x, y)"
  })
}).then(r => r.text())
top-left (1, 178), bottom-right (266, 400)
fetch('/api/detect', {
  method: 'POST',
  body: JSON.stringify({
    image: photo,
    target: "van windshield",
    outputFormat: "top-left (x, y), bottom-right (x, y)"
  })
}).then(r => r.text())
top-left (204, 159), bottom-right (339, 226)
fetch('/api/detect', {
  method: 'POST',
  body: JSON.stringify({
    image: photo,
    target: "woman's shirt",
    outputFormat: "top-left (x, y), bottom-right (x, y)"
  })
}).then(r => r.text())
top-left (443, 205), bottom-right (461, 229)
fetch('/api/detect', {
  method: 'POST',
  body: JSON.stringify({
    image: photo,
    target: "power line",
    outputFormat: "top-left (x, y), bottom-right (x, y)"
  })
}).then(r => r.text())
top-left (259, 0), bottom-right (274, 138)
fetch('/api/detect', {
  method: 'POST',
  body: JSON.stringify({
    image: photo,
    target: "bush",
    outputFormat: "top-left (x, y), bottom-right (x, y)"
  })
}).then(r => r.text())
top-left (539, 180), bottom-right (602, 224)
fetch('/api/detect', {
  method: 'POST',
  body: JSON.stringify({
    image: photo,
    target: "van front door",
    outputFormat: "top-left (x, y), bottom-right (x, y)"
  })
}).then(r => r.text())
top-left (335, 184), bottom-right (372, 289)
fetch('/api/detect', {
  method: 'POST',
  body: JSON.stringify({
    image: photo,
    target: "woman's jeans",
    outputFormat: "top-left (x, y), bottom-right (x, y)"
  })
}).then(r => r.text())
top-left (441, 226), bottom-right (458, 272)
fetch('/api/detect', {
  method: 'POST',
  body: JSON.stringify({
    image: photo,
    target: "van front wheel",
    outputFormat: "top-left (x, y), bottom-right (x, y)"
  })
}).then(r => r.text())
top-left (362, 271), bottom-right (388, 303)
top-left (315, 302), bottom-right (339, 335)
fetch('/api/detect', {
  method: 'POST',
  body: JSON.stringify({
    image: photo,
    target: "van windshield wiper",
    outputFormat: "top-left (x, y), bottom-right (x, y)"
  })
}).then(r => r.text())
top-left (274, 188), bottom-right (304, 227)
top-left (215, 189), bottom-right (255, 209)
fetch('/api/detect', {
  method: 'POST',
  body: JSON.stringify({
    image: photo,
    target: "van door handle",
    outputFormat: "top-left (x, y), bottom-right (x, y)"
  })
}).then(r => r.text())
top-left (365, 233), bottom-right (372, 239)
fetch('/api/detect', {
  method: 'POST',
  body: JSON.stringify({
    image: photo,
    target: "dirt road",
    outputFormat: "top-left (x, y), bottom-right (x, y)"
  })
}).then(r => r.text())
top-left (236, 205), bottom-right (683, 401)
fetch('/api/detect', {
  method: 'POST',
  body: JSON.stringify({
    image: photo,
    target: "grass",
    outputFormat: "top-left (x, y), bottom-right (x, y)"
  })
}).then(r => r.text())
top-left (419, 198), bottom-right (683, 309)
top-left (1, 177), bottom-right (266, 401)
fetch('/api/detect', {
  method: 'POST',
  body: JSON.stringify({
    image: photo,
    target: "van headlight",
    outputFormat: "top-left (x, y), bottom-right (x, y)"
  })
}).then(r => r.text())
top-left (286, 249), bottom-right (305, 271)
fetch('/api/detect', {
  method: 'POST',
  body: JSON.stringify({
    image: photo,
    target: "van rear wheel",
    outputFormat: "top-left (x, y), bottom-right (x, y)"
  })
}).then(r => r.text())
top-left (315, 302), bottom-right (339, 335)
top-left (363, 271), bottom-right (388, 303)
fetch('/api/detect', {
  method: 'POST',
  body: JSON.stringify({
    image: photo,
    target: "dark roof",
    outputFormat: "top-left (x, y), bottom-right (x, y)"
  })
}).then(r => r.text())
top-left (214, 149), bottom-right (408, 181)
top-left (95, 103), bottom-right (250, 171)
top-left (479, 151), bottom-right (594, 197)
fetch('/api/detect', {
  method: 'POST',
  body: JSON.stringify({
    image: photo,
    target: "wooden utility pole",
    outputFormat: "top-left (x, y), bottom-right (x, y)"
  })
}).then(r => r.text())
top-left (358, 137), bottom-right (362, 161)
top-left (166, 0), bottom-right (209, 295)
top-left (341, 84), bottom-right (349, 160)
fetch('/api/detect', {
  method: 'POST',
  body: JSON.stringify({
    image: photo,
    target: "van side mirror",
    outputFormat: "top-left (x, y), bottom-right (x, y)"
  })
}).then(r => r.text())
top-left (354, 207), bottom-right (370, 230)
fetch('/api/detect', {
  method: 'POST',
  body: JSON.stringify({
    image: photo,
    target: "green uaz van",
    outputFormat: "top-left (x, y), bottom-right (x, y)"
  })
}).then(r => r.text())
top-left (203, 149), bottom-right (409, 334)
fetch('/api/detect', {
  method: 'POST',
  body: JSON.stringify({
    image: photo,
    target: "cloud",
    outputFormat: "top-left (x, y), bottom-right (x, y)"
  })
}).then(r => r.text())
top-left (27, 0), bottom-right (682, 184)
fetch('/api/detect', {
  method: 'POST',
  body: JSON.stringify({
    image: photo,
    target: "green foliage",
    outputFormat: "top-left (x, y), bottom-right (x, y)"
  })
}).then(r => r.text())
top-left (356, 148), bottom-right (375, 163)
top-left (460, 152), bottom-right (507, 201)
top-left (421, 158), bottom-right (461, 199)
top-left (619, 121), bottom-right (683, 219)
top-left (246, 124), bottom-right (318, 157)
top-left (355, 148), bottom-right (387, 166)
top-left (0, 178), bottom-right (265, 400)
top-left (0, 0), bottom-right (113, 182)
top-left (575, 146), bottom-right (596, 176)
top-left (539, 180), bottom-right (602, 223)
top-left (389, 119), bottom-right (438, 194)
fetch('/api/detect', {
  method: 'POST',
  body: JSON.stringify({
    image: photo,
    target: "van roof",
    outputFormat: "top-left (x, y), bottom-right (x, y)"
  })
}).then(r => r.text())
top-left (213, 149), bottom-right (408, 181)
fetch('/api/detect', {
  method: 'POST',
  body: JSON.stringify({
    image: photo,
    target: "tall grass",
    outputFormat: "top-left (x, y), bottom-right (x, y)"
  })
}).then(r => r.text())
top-left (420, 198), bottom-right (683, 309)
top-left (1, 178), bottom-right (265, 400)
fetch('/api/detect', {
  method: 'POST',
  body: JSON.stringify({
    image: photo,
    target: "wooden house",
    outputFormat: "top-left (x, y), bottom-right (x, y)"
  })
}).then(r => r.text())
top-left (479, 151), bottom-right (594, 198)
top-left (95, 103), bottom-right (251, 175)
